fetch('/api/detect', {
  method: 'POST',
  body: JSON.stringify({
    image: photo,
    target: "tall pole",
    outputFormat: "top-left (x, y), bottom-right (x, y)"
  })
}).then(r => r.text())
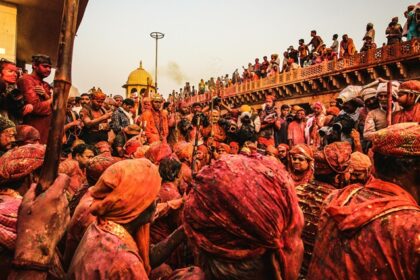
top-left (150, 32), bottom-right (164, 91)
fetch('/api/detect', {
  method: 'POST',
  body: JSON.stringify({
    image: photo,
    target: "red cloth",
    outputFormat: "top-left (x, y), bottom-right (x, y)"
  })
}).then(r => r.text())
top-left (183, 154), bottom-right (304, 280)
top-left (307, 178), bottom-right (420, 280)
top-left (0, 192), bottom-right (21, 250)
top-left (371, 122), bottom-right (420, 157)
top-left (314, 141), bottom-right (352, 175)
top-left (145, 141), bottom-right (172, 165)
top-left (392, 103), bottom-right (420, 124)
top-left (0, 144), bottom-right (45, 186)
top-left (95, 141), bottom-right (113, 157)
top-left (15, 125), bottom-right (40, 145)
top-left (124, 136), bottom-right (144, 157)
top-left (18, 73), bottom-right (52, 144)
top-left (86, 155), bottom-right (120, 185)
top-left (287, 120), bottom-right (306, 146)
top-left (68, 222), bottom-right (148, 279)
top-left (58, 159), bottom-right (87, 197)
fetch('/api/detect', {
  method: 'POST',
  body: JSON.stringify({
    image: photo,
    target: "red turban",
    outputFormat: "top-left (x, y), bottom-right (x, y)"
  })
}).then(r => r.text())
top-left (145, 141), bottom-right (172, 165)
top-left (95, 141), bottom-right (112, 156)
top-left (326, 106), bottom-right (340, 116)
top-left (86, 155), bottom-right (121, 185)
top-left (58, 159), bottom-right (86, 197)
top-left (314, 142), bottom-right (352, 175)
top-left (183, 155), bottom-right (304, 280)
top-left (174, 142), bottom-right (194, 164)
top-left (277, 143), bottom-right (290, 151)
top-left (0, 144), bottom-right (45, 186)
top-left (124, 136), bottom-right (144, 157)
top-left (372, 122), bottom-right (420, 157)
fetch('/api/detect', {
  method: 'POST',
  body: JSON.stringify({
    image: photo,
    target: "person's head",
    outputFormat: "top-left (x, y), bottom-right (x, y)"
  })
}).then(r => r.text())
top-left (314, 142), bottom-right (352, 188)
top-left (299, 39), bottom-right (304, 45)
top-left (255, 58), bottom-right (259, 63)
top-left (372, 122), bottom-right (420, 202)
top-left (265, 95), bottom-right (274, 108)
top-left (31, 54), bottom-right (52, 79)
top-left (183, 155), bottom-right (303, 280)
top-left (210, 110), bottom-right (220, 124)
top-left (342, 34), bottom-right (348, 41)
top-left (0, 59), bottom-right (18, 84)
top-left (280, 104), bottom-right (290, 117)
top-left (311, 30), bottom-right (317, 37)
top-left (229, 142), bottom-right (240, 154)
top-left (366, 22), bottom-right (374, 31)
top-left (391, 16), bottom-right (398, 24)
top-left (348, 152), bottom-right (372, 184)
top-left (80, 93), bottom-right (90, 106)
top-left (311, 102), bottom-right (324, 116)
top-left (15, 125), bottom-right (40, 146)
top-left (396, 80), bottom-right (420, 109)
top-left (0, 116), bottom-right (16, 151)
top-left (121, 98), bottom-right (135, 112)
top-left (151, 94), bottom-right (163, 111)
top-left (67, 97), bottom-right (76, 112)
top-left (342, 100), bottom-right (360, 114)
top-left (113, 95), bottom-right (124, 107)
top-left (289, 144), bottom-right (314, 174)
top-left (295, 109), bottom-right (306, 121)
top-left (192, 102), bottom-right (202, 114)
top-left (277, 144), bottom-right (289, 160)
top-left (332, 34), bottom-right (338, 40)
top-left (179, 101), bottom-right (190, 115)
top-left (90, 89), bottom-right (107, 110)
top-left (263, 56), bottom-right (268, 61)
top-left (159, 156), bottom-right (182, 183)
top-left (72, 144), bottom-right (98, 169)
top-left (376, 81), bottom-right (400, 108)
top-left (216, 143), bottom-right (230, 155)
top-left (361, 87), bottom-right (379, 110)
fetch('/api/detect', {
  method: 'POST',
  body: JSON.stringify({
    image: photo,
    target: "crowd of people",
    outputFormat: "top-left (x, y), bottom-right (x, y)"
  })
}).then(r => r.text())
top-left (0, 42), bottom-right (419, 279)
top-left (171, 5), bottom-right (419, 100)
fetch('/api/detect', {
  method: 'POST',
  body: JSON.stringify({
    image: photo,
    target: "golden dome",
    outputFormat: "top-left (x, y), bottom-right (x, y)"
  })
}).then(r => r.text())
top-left (123, 61), bottom-right (154, 88)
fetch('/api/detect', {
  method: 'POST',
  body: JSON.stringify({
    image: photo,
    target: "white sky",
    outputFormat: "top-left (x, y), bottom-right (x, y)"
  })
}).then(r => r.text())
top-left (68, 0), bottom-right (414, 97)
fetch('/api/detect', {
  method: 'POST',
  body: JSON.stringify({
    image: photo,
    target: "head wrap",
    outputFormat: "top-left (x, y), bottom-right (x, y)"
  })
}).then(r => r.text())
top-left (361, 87), bottom-right (377, 102)
top-left (152, 94), bottom-right (164, 102)
top-left (372, 122), bottom-right (420, 157)
top-left (289, 144), bottom-right (315, 185)
top-left (95, 141), bottom-right (112, 156)
top-left (183, 155), bottom-right (303, 280)
top-left (15, 125), bottom-right (40, 145)
top-left (91, 88), bottom-right (106, 100)
top-left (311, 102), bottom-right (326, 114)
top-left (289, 144), bottom-right (314, 161)
top-left (266, 145), bottom-right (279, 156)
top-left (0, 144), bottom-right (45, 186)
top-left (349, 152), bottom-right (372, 172)
top-left (0, 116), bottom-right (15, 133)
top-left (277, 143), bottom-right (290, 151)
top-left (124, 124), bottom-right (141, 136)
top-left (217, 143), bottom-right (231, 154)
top-left (265, 95), bottom-right (275, 102)
top-left (86, 155), bottom-right (121, 185)
top-left (90, 159), bottom-right (161, 274)
top-left (398, 80), bottom-right (420, 103)
top-left (376, 81), bottom-right (400, 99)
top-left (336, 85), bottom-right (363, 104)
top-left (124, 136), bottom-right (144, 157)
top-left (314, 142), bottom-right (352, 175)
top-left (292, 105), bottom-right (304, 112)
top-left (240, 105), bottom-right (252, 113)
top-left (145, 141), bottom-right (172, 165)
top-left (174, 142), bottom-right (194, 164)
top-left (133, 145), bottom-right (150, 159)
top-left (326, 106), bottom-right (340, 116)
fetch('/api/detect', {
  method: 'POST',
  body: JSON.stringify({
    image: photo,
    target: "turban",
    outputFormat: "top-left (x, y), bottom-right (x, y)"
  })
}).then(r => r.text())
top-left (349, 152), bottom-right (372, 172)
top-left (145, 141), bottom-right (172, 165)
top-left (289, 144), bottom-right (314, 161)
top-left (326, 106), bottom-right (340, 116)
top-left (376, 81), bottom-right (400, 99)
top-left (337, 85), bottom-right (363, 104)
top-left (372, 122), bottom-right (420, 157)
top-left (398, 80), bottom-right (420, 103)
top-left (124, 124), bottom-right (141, 136)
top-left (217, 143), bottom-right (230, 154)
top-left (277, 143), bottom-right (290, 151)
top-left (124, 136), bottom-right (144, 157)
top-left (360, 87), bottom-right (377, 102)
top-left (174, 142), bottom-right (193, 164)
top-left (265, 95), bottom-right (275, 102)
top-left (0, 144), bottom-right (45, 186)
top-left (91, 88), bottom-right (106, 100)
top-left (90, 159), bottom-right (161, 274)
top-left (58, 159), bottom-right (87, 197)
top-left (183, 155), bottom-right (304, 280)
top-left (314, 142), bottom-right (352, 175)
top-left (95, 141), bottom-right (112, 156)
top-left (133, 145), bottom-right (150, 159)
top-left (266, 145), bottom-right (279, 156)
top-left (198, 145), bottom-right (208, 154)
top-left (0, 116), bottom-right (15, 133)
top-left (292, 105), bottom-right (304, 112)
top-left (152, 94), bottom-right (164, 102)
top-left (86, 155), bottom-right (120, 185)
top-left (15, 125), bottom-right (40, 144)
top-left (240, 105), bottom-right (252, 113)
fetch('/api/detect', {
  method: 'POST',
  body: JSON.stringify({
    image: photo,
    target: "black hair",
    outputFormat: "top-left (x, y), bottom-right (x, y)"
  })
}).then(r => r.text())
top-left (163, 102), bottom-right (171, 110)
top-left (122, 98), bottom-right (135, 106)
top-left (374, 153), bottom-right (419, 182)
top-left (159, 157), bottom-right (182, 182)
top-left (311, 30), bottom-right (317, 34)
top-left (281, 104), bottom-right (290, 110)
top-left (333, 34), bottom-right (338, 39)
top-left (80, 93), bottom-right (90, 98)
top-left (72, 144), bottom-right (98, 158)
top-left (299, 39), bottom-right (304, 43)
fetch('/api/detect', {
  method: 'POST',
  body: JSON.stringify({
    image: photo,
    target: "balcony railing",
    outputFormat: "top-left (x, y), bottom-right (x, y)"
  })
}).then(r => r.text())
top-left (183, 39), bottom-right (419, 104)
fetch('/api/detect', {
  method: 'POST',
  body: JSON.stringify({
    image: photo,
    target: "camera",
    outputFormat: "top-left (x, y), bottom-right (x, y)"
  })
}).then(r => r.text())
top-left (332, 114), bottom-right (355, 134)
top-left (192, 112), bottom-right (209, 127)
top-left (318, 126), bottom-right (333, 137)
top-left (286, 114), bottom-right (294, 122)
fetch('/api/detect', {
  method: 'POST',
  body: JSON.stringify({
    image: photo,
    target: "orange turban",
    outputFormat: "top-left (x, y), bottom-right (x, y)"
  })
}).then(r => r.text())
top-left (289, 144), bottom-right (314, 161)
top-left (349, 152), bottom-right (372, 172)
top-left (174, 142), bottom-right (194, 164)
top-left (89, 158), bottom-right (161, 273)
top-left (145, 141), bottom-right (172, 165)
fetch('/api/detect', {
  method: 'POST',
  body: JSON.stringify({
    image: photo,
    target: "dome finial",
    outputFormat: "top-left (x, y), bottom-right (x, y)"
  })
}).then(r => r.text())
top-left (139, 60), bottom-right (143, 69)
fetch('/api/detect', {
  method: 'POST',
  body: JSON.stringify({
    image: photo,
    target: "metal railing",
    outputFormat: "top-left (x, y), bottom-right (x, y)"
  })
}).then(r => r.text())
top-left (183, 39), bottom-right (419, 104)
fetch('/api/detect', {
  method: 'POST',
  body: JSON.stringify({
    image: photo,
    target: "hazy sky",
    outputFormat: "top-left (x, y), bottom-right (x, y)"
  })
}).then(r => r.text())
top-left (69, 0), bottom-right (414, 97)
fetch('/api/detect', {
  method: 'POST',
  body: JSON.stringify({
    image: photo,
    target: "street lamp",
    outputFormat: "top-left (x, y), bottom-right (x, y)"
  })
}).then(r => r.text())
top-left (150, 31), bottom-right (165, 91)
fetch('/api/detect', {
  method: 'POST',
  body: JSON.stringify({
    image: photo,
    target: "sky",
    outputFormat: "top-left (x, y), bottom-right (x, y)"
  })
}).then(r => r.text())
top-left (67, 0), bottom-right (414, 97)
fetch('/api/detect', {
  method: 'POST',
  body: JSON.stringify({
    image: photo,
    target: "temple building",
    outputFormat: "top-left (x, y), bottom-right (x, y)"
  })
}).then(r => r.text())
top-left (122, 61), bottom-right (156, 98)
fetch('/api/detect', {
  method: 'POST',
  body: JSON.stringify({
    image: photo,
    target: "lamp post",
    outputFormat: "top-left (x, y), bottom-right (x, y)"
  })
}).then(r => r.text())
top-left (150, 31), bottom-right (164, 91)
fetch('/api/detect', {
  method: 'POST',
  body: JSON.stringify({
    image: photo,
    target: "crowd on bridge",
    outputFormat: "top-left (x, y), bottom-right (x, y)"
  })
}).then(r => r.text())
top-left (174, 4), bottom-right (420, 100)
top-left (0, 3), bottom-right (420, 280)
